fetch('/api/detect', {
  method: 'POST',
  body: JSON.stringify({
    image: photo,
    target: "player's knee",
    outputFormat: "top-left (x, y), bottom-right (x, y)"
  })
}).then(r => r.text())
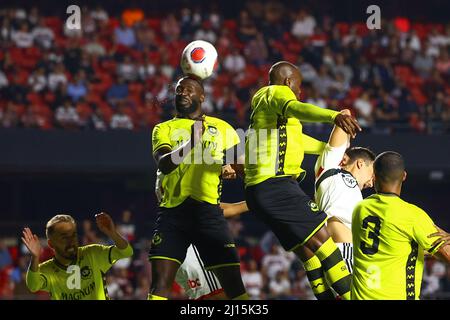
top-left (305, 226), bottom-right (331, 252)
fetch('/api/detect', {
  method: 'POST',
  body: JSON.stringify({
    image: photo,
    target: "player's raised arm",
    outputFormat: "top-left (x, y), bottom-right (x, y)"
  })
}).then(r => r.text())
top-left (328, 109), bottom-right (351, 148)
top-left (22, 227), bottom-right (45, 292)
top-left (95, 212), bottom-right (133, 257)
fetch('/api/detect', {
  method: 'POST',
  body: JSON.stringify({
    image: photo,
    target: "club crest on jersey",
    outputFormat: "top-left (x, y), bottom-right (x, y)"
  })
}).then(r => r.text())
top-left (152, 232), bottom-right (163, 246)
top-left (341, 172), bottom-right (358, 188)
top-left (191, 47), bottom-right (206, 63)
top-left (80, 266), bottom-right (92, 280)
top-left (207, 125), bottom-right (218, 136)
top-left (308, 200), bottom-right (319, 212)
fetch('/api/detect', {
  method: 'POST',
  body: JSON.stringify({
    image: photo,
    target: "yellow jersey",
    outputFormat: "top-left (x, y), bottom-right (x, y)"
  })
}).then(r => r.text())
top-left (351, 193), bottom-right (444, 300)
top-left (244, 85), bottom-right (338, 187)
top-left (152, 116), bottom-right (240, 207)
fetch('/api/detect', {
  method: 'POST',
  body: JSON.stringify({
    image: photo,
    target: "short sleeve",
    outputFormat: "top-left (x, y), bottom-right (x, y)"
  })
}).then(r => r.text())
top-left (225, 126), bottom-right (240, 151)
top-left (411, 207), bottom-right (443, 254)
top-left (86, 244), bottom-right (115, 272)
top-left (152, 123), bottom-right (172, 153)
top-left (270, 86), bottom-right (297, 117)
top-left (314, 143), bottom-right (347, 177)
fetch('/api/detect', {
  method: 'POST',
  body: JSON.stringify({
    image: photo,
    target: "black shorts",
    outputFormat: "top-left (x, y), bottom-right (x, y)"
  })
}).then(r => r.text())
top-left (245, 177), bottom-right (328, 251)
top-left (148, 197), bottom-right (240, 270)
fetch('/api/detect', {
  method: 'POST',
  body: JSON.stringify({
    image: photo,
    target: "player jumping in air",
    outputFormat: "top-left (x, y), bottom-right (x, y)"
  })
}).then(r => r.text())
top-left (351, 151), bottom-right (450, 299)
top-left (149, 76), bottom-right (248, 300)
top-left (244, 61), bottom-right (361, 300)
top-left (314, 109), bottom-right (375, 274)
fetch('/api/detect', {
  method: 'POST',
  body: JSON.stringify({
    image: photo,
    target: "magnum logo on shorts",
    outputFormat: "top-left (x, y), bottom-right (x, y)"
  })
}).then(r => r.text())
top-left (308, 200), bottom-right (320, 213)
top-left (152, 232), bottom-right (163, 246)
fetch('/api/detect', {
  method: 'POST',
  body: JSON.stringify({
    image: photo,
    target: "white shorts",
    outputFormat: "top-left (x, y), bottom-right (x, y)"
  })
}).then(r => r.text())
top-left (336, 242), bottom-right (353, 274)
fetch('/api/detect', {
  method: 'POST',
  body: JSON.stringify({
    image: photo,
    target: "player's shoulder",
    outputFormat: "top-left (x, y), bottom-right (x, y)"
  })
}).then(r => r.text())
top-left (80, 244), bottom-right (111, 254)
top-left (205, 116), bottom-right (236, 131)
top-left (38, 258), bottom-right (56, 271)
top-left (400, 199), bottom-right (428, 217)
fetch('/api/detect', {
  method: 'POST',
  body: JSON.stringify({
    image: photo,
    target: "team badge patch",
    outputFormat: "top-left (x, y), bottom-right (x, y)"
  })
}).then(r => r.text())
top-left (207, 126), bottom-right (218, 136)
top-left (152, 232), bottom-right (163, 246)
top-left (81, 266), bottom-right (92, 280)
top-left (341, 172), bottom-right (358, 188)
top-left (308, 200), bottom-right (320, 212)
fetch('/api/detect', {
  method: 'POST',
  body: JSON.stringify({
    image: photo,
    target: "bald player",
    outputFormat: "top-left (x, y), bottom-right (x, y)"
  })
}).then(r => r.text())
top-left (244, 61), bottom-right (361, 300)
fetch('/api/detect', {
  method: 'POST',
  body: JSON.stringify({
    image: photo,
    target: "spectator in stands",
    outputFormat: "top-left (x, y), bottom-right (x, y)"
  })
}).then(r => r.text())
top-left (194, 21), bottom-right (217, 44)
top-left (224, 49), bottom-right (246, 74)
top-left (107, 76), bottom-right (129, 106)
top-left (28, 67), bottom-right (47, 93)
top-left (354, 91), bottom-right (374, 129)
top-left (55, 99), bottom-right (79, 129)
top-left (261, 244), bottom-right (290, 281)
top-left (244, 32), bottom-right (268, 66)
top-left (0, 240), bottom-right (12, 270)
top-left (47, 63), bottom-right (68, 92)
top-left (291, 9), bottom-right (316, 39)
top-left (414, 44), bottom-right (435, 78)
top-left (237, 10), bottom-right (258, 42)
top-left (242, 259), bottom-right (264, 300)
top-left (67, 70), bottom-right (88, 102)
top-left (114, 20), bottom-right (136, 48)
top-left (83, 34), bottom-right (106, 57)
top-left (269, 269), bottom-right (292, 300)
top-left (11, 22), bottom-right (33, 48)
top-left (1, 102), bottom-right (21, 128)
top-left (161, 14), bottom-right (180, 42)
top-left (32, 17), bottom-right (54, 49)
top-left (117, 55), bottom-right (138, 82)
top-left (436, 48), bottom-right (450, 75)
top-left (374, 90), bottom-right (399, 133)
top-left (110, 103), bottom-right (134, 130)
top-left (88, 105), bottom-right (108, 131)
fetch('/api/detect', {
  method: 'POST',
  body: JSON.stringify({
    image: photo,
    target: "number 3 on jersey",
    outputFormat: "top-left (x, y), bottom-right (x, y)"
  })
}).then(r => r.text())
top-left (361, 216), bottom-right (381, 255)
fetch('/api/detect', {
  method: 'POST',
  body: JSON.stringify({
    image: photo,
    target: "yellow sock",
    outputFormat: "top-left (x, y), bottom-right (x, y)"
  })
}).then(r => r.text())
top-left (232, 293), bottom-right (249, 300)
top-left (315, 238), bottom-right (351, 300)
top-left (303, 255), bottom-right (335, 300)
top-left (148, 293), bottom-right (168, 300)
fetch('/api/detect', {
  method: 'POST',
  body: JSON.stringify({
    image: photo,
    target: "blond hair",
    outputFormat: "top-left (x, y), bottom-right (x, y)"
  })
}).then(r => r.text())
top-left (45, 214), bottom-right (76, 239)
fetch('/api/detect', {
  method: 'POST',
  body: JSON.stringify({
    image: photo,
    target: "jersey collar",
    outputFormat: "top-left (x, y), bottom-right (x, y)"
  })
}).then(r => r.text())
top-left (378, 191), bottom-right (400, 197)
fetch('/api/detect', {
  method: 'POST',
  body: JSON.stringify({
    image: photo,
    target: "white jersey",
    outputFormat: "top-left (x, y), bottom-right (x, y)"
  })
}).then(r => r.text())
top-left (175, 245), bottom-right (223, 299)
top-left (314, 143), bottom-right (362, 229)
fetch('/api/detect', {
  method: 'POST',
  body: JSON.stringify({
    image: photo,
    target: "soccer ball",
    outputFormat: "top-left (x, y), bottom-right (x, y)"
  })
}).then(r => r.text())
top-left (180, 40), bottom-right (218, 80)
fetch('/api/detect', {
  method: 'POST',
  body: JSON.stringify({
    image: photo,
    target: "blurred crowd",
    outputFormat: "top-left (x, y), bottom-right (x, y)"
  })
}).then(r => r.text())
top-left (0, 2), bottom-right (449, 133)
top-left (1, 209), bottom-right (450, 300)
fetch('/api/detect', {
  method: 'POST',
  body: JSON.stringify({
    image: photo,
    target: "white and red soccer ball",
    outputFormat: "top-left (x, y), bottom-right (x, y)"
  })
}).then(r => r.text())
top-left (180, 40), bottom-right (218, 80)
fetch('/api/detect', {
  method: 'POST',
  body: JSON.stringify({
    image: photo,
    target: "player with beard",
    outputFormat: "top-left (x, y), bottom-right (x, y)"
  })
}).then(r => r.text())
top-left (22, 213), bottom-right (133, 299)
top-left (149, 76), bottom-right (248, 300)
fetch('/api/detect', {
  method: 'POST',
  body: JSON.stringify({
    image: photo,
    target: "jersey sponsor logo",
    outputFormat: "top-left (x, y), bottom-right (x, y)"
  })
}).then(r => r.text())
top-left (61, 281), bottom-right (96, 300)
top-left (187, 278), bottom-right (202, 289)
top-left (152, 232), bottom-right (163, 246)
top-left (341, 172), bottom-right (358, 188)
top-left (224, 243), bottom-right (235, 248)
top-left (308, 200), bottom-right (320, 212)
